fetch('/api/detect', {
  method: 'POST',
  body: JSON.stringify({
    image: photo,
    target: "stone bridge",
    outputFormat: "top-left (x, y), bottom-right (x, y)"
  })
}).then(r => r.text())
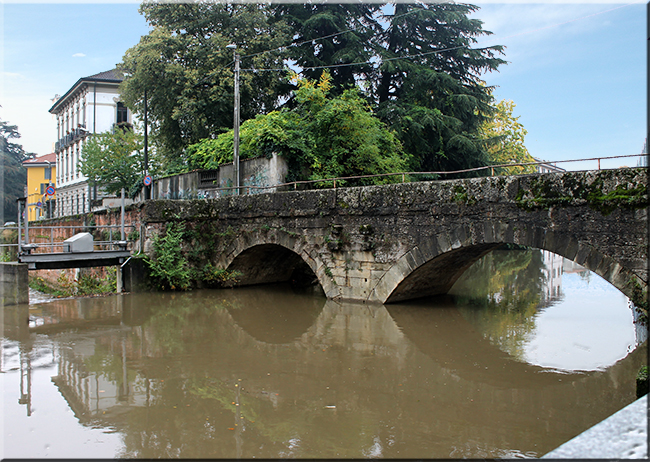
top-left (137, 168), bottom-right (647, 307)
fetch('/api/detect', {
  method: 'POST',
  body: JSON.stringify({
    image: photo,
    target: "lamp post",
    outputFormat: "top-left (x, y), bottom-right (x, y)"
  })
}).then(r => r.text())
top-left (227, 43), bottom-right (240, 195)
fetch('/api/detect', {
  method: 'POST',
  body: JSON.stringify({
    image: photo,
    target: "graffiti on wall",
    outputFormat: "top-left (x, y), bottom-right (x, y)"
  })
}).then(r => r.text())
top-left (150, 155), bottom-right (288, 201)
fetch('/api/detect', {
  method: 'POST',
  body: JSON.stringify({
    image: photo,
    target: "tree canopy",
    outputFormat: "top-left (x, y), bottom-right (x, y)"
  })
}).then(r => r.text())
top-left (119, 3), bottom-right (293, 173)
top-left (272, 4), bottom-right (382, 94)
top-left (373, 3), bottom-right (505, 173)
top-left (79, 128), bottom-right (147, 199)
top-left (121, 2), bottom-right (506, 178)
top-left (1, 118), bottom-right (30, 222)
top-left (480, 99), bottom-right (536, 175)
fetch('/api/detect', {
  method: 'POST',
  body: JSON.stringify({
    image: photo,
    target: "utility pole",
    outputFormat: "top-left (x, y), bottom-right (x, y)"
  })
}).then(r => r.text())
top-left (228, 44), bottom-right (240, 195)
top-left (144, 88), bottom-right (150, 200)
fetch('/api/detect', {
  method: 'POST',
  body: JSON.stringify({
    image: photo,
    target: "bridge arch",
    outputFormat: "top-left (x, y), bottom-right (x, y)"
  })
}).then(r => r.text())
top-left (217, 228), bottom-right (336, 296)
top-left (371, 222), bottom-right (641, 304)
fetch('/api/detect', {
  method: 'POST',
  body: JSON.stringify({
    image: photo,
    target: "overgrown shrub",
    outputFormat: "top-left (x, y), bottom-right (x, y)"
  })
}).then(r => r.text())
top-left (145, 222), bottom-right (192, 290)
top-left (145, 222), bottom-right (244, 291)
top-left (198, 263), bottom-right (242, 288)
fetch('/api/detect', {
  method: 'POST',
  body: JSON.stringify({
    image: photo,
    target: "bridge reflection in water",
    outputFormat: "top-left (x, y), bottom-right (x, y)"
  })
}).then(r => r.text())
top-left (1, 250), bottom-right (645, 459)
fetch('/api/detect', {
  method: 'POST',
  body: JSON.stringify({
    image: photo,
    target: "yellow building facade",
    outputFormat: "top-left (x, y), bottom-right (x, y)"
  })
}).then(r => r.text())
top-left (22, 153), bottom-right (56, 221)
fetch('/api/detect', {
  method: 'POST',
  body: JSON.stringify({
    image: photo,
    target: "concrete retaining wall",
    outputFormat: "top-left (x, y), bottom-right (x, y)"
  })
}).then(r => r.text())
top-left (151, 154), bottom-right (288, 200)
top-left (1, 262), bottom-right (29, 305)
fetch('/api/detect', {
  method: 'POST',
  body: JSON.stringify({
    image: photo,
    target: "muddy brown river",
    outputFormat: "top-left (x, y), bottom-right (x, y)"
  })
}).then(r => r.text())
top-left (1, 249), bottom-right (645, 458)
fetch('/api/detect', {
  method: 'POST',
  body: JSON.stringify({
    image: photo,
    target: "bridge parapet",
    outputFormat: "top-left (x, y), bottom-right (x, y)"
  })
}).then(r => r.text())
top-left (137, 168), bottom-right (647, 307)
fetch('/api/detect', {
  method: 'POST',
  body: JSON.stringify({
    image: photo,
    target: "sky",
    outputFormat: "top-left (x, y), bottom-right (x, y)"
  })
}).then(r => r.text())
top-left (0, 1), bottom-right (646, 171)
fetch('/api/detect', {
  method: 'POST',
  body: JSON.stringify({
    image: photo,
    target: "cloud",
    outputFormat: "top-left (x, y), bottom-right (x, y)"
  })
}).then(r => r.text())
top-left (2, 71), bottom-right (23, 79)
top-left (72, 52), bottom-right (86, 58)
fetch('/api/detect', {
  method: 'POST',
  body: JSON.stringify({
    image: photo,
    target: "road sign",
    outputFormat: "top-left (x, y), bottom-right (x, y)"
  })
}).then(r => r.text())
top-left (45, 186), bottom-right (55, 196)
top-left (36, 201), bottom-right (42, 208)
top-left (144, 175), bottom-right (152, 186)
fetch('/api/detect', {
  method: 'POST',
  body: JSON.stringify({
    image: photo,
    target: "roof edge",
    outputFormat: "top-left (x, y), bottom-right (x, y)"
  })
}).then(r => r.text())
top-left (49, 72), bottom-right (124, 114)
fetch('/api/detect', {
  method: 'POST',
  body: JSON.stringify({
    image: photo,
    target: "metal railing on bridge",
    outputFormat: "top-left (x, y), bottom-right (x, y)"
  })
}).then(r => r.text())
top-left (205, 153), bottom-right (648, 196)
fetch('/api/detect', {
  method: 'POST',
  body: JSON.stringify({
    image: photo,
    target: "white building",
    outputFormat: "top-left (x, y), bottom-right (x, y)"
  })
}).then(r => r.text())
top-left (533, 157), bottom-right (566, 174)
top-left (48, 69), bottom-right (133, 217)
top-left (638, 139), bottom-right (648, 167)
top-left (540, 249), bottom-right (564, 303)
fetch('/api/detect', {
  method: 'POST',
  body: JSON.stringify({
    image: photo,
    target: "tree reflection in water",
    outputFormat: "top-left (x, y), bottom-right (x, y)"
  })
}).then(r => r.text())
top-left (450, 247), bottom-right (548, 361)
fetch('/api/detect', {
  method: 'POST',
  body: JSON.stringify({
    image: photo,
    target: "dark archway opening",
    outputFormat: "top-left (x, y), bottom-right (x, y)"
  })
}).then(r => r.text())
top-left (227, 244), bottom-right (321, 291)
top-left (386, 243), bottom-right (503, 303)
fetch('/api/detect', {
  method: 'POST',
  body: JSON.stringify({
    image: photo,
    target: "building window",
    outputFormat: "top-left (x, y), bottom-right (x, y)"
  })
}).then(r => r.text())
top-left (116, 102), bottom-right (128, 124)
top-left (44, 166), bottom-right (51, 180)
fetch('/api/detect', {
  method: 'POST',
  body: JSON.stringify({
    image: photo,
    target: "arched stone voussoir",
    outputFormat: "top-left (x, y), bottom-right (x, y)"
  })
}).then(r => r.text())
top-left (369, 224), bottom-right (491, 304)
top-left (370, 220), bottom-right (645, 305)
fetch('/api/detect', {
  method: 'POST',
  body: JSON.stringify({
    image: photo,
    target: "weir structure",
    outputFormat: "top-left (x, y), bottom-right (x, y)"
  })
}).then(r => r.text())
top-left (137, 168), bottom-right (647, 307)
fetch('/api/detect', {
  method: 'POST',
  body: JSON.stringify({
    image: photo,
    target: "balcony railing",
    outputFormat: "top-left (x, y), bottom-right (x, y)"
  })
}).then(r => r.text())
top-left (55, 127), bottom-right (89, 152)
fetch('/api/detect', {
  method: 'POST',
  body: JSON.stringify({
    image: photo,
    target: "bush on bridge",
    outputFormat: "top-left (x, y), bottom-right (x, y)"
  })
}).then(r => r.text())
top-left (186, 71), bottom-right (409, 186)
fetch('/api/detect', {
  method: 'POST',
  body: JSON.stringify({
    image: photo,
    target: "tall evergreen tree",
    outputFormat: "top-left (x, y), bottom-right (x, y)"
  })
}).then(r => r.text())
top-left (272, 4), bottom-right (381, 95)
top-left (1, 118), bottom-right (30, 223)
top-left (374, 3), bottom-right (506, 174)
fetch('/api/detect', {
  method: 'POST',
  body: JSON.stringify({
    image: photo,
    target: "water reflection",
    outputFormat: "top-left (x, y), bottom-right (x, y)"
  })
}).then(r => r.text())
top-left (449, 248), bottom-right (640, 371)
top-left (1, 250), bottom-right (645, 459)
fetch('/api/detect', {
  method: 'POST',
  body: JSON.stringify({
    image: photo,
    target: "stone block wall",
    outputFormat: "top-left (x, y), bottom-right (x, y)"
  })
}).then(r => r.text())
top-left (135, 168), bottom-right (647, 304)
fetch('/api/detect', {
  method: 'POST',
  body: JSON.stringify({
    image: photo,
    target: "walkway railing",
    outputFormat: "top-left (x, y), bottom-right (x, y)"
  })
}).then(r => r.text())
top-left (209, 153), bottom-right (648, 196)
top-left (1, 224), bottom-right (138, 259)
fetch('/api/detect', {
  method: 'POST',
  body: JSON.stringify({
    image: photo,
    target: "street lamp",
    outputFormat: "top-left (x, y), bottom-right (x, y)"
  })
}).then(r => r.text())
top-left (227, 43), bottom-right (240, 195)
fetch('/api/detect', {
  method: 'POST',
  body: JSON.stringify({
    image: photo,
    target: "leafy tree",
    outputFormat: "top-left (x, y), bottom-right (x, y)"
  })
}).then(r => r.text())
top-left (373, 3), bottom-right (506, 174)
top-left (480, 99), bottom-right (536, 175)
top-left (119, 3), bottom-right (293, 172)
top-left (187, 72), bottom-right (409, 185)
top-left (122, 2), bottom-right (505, 178)
top-left (79, 128), bottom-right (146, 199)
top-left (1, 117), bottom-right (31, 222)
top-left (292, 72), bottom-right (407, 184)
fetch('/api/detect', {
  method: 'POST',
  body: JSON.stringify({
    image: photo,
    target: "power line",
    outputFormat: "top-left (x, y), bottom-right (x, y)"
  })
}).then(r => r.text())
top-left (239, 6), bottom-right (423, 62)
top-left (240, 44), bottom-right (469, 73)
top-left (240, 0), bottom-right (642, 70)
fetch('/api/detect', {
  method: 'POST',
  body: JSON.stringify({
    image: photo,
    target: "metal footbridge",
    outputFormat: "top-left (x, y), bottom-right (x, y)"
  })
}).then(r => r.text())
top-left (9, 196), bottom-right (134, 271)
top-left (18, 233), bottom-right (131, 270)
